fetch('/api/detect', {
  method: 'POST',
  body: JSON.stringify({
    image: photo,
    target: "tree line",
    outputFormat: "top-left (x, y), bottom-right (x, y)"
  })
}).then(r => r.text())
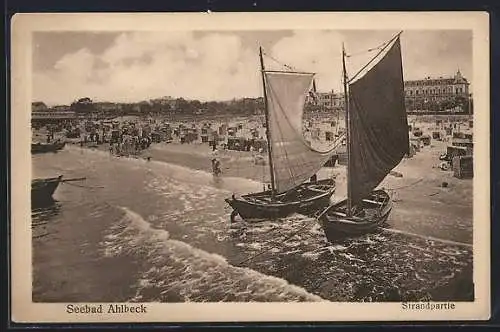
top-left (69, 97), bottom-right (265, 118)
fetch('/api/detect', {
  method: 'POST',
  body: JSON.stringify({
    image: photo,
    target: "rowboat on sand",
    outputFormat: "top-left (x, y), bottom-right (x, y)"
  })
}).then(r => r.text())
top-left (31, 141), bottom-right (66, 154)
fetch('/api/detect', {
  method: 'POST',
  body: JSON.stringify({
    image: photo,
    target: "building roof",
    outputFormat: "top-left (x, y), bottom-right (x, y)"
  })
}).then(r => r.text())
top-left (404, 70), bottom-right (469, 86)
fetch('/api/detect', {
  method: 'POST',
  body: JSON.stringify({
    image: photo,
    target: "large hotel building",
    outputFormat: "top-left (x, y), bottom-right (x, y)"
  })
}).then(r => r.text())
top-left (308, 70), bottom-right (471, 113)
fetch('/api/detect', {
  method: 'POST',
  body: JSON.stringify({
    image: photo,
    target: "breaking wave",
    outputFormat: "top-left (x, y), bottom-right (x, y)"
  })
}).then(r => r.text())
top-left (100, 206), bottom-right (326, 302)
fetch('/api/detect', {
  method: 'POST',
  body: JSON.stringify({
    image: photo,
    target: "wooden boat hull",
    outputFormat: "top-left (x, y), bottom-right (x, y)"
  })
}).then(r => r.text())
top-left (318, 189), bottom-right (392, 239)
top-left (225, 178), bottom-right (336, 222)
top-left (31, 175), bottom-right (63, 206)
top-left (31, 141), bottom-right (66, 154)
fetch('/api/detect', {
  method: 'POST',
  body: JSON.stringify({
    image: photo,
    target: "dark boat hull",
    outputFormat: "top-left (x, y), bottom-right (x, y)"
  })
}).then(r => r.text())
top-left (225, 178), bottom-right (336, 222)
top-left (31, 175), bottom-right (63, 207)
top-left (31, 141), bottom-right (66, 154)
top-left (318, 189), bottom-right (392, 239)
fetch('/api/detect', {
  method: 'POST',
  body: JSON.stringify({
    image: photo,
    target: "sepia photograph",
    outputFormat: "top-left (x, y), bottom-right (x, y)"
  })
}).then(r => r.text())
top-left (10, 12), bottom-right (490, 323)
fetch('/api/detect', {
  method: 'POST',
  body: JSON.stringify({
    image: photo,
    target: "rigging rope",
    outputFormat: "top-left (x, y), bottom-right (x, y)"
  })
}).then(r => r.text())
top-left (385, 178), bottom-right (423, 191)
top-left (262, 51), bottom-right (296, 71)
top-left (348, 31), bottom-right (403, 83)
top-left (63, 182), bottom-right (105, 189)
top-left (345, 39), bottom-right (391, 58)
top-left (261, 34), bottom-right (398, 77)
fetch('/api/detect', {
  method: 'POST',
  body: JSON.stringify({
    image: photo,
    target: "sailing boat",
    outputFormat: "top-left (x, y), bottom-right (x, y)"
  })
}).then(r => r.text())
top-left (317, 32), bottom-right (409, 238)
top-left (225, 47), bottom-right (338, 222)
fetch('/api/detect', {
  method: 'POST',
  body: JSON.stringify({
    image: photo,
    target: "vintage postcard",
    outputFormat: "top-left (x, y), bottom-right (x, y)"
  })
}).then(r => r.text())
top-left (10, 12), bottom-right (490, 323)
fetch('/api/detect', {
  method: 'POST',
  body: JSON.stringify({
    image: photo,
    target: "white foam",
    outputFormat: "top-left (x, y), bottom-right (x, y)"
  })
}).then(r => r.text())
top-left (327, 244), bottom-right (348, 252)
top-left (102, 206), bottom-right (327, 302)
top-left (301, 251), bottom-right (321, 260)
top-left (247, 242), bottom-right (263, 250)
top-left (339, 252), bottom-right (365, 263)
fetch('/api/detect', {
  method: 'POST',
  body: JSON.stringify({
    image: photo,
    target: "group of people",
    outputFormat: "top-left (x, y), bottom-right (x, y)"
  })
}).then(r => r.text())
top-left (45, 132), bottom-right (55, 143)
top-left (108, 134), bottom-right (152, 156)
top-left (80, 132), bottom-right (101, 145)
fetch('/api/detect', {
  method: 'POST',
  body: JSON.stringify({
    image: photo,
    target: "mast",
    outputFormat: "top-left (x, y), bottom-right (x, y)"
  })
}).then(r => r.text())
top-left (334, 88), bottom-right (340, 137)
top-left (468, 92), bottom-right (472, 116)
top-left (259, 46), bottom-right (276, 198)
top-left (342, 42), bottom-right (352, 216)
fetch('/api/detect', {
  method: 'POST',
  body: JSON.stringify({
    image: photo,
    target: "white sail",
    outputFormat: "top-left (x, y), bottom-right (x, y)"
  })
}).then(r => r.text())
top-left (264, 71), bottom-right (336, 194)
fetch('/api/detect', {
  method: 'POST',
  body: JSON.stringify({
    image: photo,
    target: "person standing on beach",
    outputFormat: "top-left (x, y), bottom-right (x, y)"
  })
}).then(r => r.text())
top-left (212, 147), bottom-right (219, 161)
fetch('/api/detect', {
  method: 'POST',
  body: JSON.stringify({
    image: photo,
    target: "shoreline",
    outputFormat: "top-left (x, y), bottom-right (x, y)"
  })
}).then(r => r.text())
top-left (65, 140), bottom-right (278, 183)
top-left (66, 137), bottom-right (473, 244)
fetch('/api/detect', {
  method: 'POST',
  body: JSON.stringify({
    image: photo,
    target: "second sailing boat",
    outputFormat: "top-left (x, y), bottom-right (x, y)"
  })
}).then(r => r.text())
top-left (225, 47), bottom-right (338, 222)
top-left (318, 32), bottom-right (409, 238)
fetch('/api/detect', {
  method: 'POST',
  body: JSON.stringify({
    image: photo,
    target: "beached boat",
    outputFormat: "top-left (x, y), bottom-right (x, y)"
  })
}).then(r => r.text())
top-left (225, 48), bottom-right (338, 222)
top-left (317, 32), bottom-right (409, 239)
top-left (31, 175), bottom-right (86, 207)
top-left (31, 175), bottom-right (63, 206)
top-left (440, 145), bottom-right (468, 162)
top-left (31, 141), bottom-right (66, 154)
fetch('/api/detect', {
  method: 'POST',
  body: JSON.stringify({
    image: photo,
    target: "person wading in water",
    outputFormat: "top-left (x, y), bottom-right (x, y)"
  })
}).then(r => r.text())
top-left (211, 148), bottom-right (221, 176)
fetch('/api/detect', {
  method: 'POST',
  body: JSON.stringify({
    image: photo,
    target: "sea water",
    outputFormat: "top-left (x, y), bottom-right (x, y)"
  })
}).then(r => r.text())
top-left (31, 145), bottom-right (473, 303)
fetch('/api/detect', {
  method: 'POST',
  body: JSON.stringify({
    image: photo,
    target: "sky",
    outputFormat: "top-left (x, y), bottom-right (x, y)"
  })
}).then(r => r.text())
top-left (32, 30), bottom-right (472, 106)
